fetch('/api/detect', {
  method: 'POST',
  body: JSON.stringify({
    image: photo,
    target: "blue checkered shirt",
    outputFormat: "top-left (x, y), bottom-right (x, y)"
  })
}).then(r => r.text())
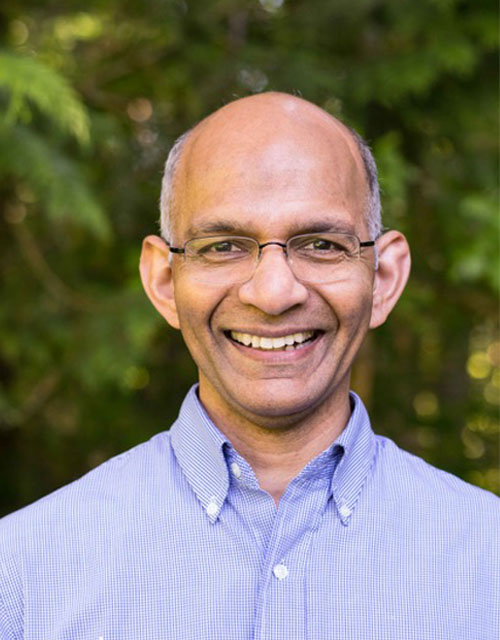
top-left (1, 385), bottom-right (499, 639)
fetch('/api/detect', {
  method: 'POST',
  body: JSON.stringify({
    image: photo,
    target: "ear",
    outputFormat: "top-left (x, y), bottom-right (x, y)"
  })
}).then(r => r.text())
top-left (369, 230), bottom-right (411, 329)
top-left (139, 235), bottom-right (180, 329)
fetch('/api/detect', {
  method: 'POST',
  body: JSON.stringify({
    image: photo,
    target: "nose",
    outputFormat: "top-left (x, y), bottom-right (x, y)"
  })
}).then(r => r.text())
top-left (237, 245), bottom-right (309, 315)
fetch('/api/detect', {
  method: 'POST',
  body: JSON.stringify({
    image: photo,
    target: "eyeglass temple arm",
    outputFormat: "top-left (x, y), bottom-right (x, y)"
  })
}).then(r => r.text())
top-left (164, 241), bottom-right (185, 254)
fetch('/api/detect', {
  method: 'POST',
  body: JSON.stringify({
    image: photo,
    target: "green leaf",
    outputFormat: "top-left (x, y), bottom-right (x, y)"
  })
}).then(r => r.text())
top-left (0, 124), bottom-right (110, 239)
top-left (0, 51), bottom-right (90, 146)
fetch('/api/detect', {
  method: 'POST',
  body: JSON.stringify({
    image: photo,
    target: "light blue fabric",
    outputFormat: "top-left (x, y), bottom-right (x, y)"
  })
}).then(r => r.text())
top-left (1, 385), bottom-right (499, 639)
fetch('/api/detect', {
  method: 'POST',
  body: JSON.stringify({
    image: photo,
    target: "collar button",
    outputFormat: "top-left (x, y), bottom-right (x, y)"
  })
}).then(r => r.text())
top-left (230, 462), bottom-right (242, 478)
top-left (339, 503), bottom-right (351, 518)
top-left (206, 501), bottom-right (219, 517)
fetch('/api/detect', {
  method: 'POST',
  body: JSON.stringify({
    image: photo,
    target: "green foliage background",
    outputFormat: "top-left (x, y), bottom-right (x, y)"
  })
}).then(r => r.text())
top-left (0, 0), bottom-right (498, 515)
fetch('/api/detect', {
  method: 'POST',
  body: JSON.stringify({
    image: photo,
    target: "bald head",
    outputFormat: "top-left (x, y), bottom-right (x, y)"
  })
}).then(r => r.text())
top-left (160, 92), bottom-right (381, 241)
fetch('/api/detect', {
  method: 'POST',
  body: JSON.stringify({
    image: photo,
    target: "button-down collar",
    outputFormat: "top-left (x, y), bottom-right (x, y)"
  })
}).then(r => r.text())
top-left (170, 386), bottom-right (229, 523)
top-left (170, 385), bottom-right (376, 525)
top-left (331, 391), bottom-right (376, 524)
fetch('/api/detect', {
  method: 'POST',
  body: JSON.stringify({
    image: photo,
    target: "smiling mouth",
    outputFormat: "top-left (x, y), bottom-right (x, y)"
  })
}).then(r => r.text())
top-left (227, 330), bottom-right (321, 351)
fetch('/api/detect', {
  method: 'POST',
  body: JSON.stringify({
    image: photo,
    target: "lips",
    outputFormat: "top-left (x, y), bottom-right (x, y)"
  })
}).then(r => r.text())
top-left (227, 330), bottom-right (319, 351)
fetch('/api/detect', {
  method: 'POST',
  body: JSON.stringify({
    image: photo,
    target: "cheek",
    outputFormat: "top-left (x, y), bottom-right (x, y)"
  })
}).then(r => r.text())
top-left (173, 291), bottom-right (215, 372)
top-left (346, 289), bottom-right (373, 326)
top-left (321, 276), bottom-right (374, 329)
top-left (172, 276), bottom-right (226, 339)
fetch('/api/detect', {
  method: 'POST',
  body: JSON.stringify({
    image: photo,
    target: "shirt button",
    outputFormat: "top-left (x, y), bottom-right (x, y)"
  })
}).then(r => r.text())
top-left (273, 563), bottom-right (289, 580)
top-left (339, 504), bottom-right (351, 518)
top-left (206, 501), bottom-right (219, 517)
top-left (230, 462), bottom-right (242, 478)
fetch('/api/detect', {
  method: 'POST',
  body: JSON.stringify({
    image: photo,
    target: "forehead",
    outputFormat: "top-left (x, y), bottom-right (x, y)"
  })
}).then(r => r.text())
top-left (172, 97), bottom-right (368, 239)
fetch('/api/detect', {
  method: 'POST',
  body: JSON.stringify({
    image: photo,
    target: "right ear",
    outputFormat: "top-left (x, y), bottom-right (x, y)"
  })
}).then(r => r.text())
top-left (139, 235), bottom-right (180, 329)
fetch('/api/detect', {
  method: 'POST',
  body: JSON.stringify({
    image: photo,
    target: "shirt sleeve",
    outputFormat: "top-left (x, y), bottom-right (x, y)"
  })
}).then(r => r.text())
top-left (0, 558), bottom-right (21, 640)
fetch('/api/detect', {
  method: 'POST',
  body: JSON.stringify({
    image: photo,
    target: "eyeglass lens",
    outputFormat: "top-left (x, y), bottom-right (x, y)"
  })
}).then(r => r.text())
top-left (181, 233), bottom-right (363, 284)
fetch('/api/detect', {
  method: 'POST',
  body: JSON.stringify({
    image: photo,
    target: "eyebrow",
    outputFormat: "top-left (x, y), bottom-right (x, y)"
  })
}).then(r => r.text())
top-left (185, 221), bottom-right (242, 236)
top-left (185, 217), bottom-right (356, 238)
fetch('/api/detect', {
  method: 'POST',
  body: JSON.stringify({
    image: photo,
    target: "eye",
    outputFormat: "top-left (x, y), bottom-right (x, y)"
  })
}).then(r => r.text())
top-left (201, 240), bottom-right (248, 254)
top-left (309, 239), bottom-right (340, 252)
top-left (206, 241), bottom-right (237, 253)
top-left (294, 235), bottom-right (350, 256)
top-left (193, 237), bottom-right (253, 262)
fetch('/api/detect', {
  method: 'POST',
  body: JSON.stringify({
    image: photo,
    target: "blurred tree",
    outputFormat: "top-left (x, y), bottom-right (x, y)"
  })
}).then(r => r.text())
top-left (0, 0), bottom-right (498, 515)
top-left (0, 51), bottom-right (108, 236)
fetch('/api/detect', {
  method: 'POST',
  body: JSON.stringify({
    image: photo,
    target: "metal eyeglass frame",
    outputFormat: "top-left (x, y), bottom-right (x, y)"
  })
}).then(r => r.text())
top-left (165, 233), bottom-right (378, 280)
top-left (166, 234), bottom-right (376, 259)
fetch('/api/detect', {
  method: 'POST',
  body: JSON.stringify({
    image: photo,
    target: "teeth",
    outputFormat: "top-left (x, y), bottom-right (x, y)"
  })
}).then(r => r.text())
top-left (230, 330), bottom-right (315, 350)
top-left (260, 338), bottom-right (273, 349)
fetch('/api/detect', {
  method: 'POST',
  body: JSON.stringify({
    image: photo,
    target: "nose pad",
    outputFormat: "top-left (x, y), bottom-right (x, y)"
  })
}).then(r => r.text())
top-left (238, 246), bottom-right (308, 315)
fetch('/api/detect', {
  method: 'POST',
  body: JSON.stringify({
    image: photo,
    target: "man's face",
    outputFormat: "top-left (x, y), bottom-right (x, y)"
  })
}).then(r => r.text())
top-left (161, 97), bottom-right (377, 428)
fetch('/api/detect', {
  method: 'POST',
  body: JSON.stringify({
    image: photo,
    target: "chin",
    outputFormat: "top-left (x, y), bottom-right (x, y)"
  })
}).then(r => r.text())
top-left (227, 382), bottom-right (334, 425)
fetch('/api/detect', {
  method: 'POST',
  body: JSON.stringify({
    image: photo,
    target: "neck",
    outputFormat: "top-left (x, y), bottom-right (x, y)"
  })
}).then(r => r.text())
top-left (198, 384), bottom-right (352, 506)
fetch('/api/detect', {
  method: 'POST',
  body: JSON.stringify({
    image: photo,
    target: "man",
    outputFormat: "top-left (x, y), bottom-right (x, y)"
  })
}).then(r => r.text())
top-left (0, 93), bottom-right (498, 639)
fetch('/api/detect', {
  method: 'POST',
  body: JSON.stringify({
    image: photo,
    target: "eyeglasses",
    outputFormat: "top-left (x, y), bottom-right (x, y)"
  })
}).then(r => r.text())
top-left (166, 232), bottom-right (376, 285)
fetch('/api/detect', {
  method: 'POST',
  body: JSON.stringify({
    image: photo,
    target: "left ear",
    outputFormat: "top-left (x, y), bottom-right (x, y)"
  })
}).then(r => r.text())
top-left (369, 230), bottom-right (411, 329)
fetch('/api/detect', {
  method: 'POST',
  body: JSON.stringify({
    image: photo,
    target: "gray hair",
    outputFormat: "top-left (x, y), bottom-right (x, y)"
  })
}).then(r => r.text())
top-left (348, 128), bottom-right (382, 240)
top-left (159, 129), bottom-right (192, 242)
top-left (159, 125), bottom-right (382, 242)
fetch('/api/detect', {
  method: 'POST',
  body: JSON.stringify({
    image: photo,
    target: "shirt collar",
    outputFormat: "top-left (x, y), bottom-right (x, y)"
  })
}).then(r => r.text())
top-left (330, 390), bottom-right (377, 525)
top-left (170, 385), bottom-right (376, 525)
top-left (170, 386), bottom-right (229, 523)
